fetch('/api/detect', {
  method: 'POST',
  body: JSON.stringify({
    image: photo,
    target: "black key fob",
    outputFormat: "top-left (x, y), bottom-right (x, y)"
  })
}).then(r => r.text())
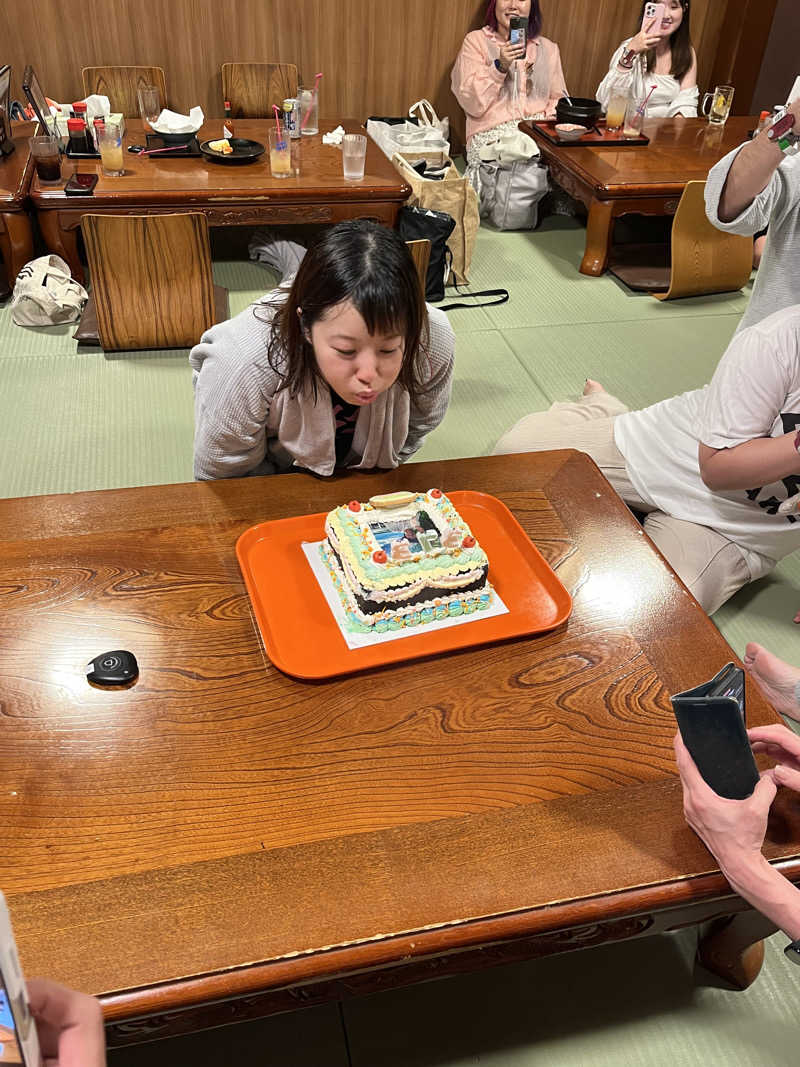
top-left (86, 650), bottom-right (139, 685)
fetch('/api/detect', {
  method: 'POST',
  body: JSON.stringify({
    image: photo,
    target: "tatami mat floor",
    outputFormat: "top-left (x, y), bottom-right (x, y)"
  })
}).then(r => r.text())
top-left (3, 216), bottom-right (799, 1065)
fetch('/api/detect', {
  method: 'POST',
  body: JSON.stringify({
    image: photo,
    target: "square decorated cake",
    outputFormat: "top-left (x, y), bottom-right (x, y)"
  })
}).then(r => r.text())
top-left (320, 489), bottom-right (493, 632)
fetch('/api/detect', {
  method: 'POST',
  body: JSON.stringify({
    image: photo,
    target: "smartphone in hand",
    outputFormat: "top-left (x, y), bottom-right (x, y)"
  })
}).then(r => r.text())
top-left (642, 2), bottom-right (666, 31)
top-left (0, 892), bottom-right (42, 1067)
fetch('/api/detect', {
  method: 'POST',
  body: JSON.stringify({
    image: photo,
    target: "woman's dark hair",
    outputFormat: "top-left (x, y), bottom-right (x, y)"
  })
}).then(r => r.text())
top-left (257, 220), bottom-right (429, 403)
top-left (485, 0), bottom-right (543, 38)
top-left (637, 0), bottom-right (693, 82)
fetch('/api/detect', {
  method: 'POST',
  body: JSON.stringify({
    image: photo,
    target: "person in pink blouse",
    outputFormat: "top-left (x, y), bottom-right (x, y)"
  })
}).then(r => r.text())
top-left (451, 0), bottom-right (567, 172)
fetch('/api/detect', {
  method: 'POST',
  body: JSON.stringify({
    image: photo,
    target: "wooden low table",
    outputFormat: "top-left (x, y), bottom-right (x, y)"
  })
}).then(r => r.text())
top-left (523, 116), bottom-right (754, 276)
top-left (0, 121), bottom-right (36, 293)
top-left (2, 453), bottom-right (798, 1049)
top-left (30, 119), bottom-right (410, 283)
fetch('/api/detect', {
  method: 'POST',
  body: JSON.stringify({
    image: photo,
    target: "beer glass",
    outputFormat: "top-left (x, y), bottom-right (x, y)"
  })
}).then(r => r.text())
top-left (702, 85), bottom-right (734, 126)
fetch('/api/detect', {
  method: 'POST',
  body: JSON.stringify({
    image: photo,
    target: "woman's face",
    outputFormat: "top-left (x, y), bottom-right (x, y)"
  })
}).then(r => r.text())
top-left (305, 300), bottom-right (404, 406)
top-left (495, 0), bottom-right (532, 37)
top-left (655, 0), bottom-right (684, 38)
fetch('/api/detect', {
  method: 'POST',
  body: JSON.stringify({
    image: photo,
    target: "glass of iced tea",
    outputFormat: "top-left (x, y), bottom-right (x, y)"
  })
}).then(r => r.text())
top-left (268, 127), bottom-right (292, 178)
top-left (97, 123), bottom-right (124, 176)
top-left (29, 135), bottom-right (62, 184)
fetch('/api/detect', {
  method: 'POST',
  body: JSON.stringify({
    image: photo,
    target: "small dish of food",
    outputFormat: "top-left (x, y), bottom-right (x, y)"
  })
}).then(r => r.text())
top-left (554, 123), bottom-right (586, 143)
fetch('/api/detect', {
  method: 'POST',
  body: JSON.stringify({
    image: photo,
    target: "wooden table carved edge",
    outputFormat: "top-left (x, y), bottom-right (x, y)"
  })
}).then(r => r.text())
top-left (0, 123), bottom-right (36, 291)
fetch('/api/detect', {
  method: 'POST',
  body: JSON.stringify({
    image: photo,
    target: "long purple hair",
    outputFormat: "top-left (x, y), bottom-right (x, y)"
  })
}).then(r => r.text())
top-left (485, 1), bottom-right (543, 37)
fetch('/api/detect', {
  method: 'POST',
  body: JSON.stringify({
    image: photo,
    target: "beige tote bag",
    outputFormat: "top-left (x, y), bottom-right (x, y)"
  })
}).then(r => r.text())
top-left (392, 152), bottom-right (479, 286)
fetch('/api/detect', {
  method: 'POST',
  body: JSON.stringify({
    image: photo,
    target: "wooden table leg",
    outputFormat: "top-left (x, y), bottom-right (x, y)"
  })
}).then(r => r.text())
top-left (37, 212), bottom-right (84, 283)
top-left (0, 211), bottom-right (35, 289)
top-left (697, 910), bottom-right (778, 989)
top-left (580, 198), bottom-right (614, 276)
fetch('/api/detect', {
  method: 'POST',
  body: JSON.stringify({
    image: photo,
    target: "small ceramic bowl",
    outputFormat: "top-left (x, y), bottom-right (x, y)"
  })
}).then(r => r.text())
top-left (554, 123), bottom-right (586, 143)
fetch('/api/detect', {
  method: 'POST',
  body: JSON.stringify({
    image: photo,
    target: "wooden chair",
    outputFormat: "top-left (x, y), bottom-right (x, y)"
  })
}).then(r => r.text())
top-left (222, 62), bottom-right (299, 118)
top-left (79, 213), bottom-right (226, 351)
top-left (81, 66), bottom-right (167, 117)
top-left (406, 239), bottom-right (431, 295)
top-left (609, 181), bottom-right (753, 300)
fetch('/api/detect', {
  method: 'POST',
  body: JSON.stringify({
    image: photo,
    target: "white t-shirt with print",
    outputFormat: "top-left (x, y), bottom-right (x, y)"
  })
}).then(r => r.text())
top-left (614, 305), bottom-right (800, 578)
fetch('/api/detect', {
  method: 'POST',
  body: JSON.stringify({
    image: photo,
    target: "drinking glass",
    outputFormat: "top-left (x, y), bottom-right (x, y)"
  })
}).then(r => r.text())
top-left (29, 135), bottom-right (62, 184)
top-left (97, 123), bottom-right (124, 176)
top-left (268, 127), bottom-right (292, 178)
top-left (138, 84), bottom-right (161, 127)
top-left (298, 86), bottom-right (319, 136)
top-left (605, 91), bottom-right (629, 132)
top-left (702, 85), bottom-right (735, 126)
top-left (342, 134), bottom-right (367, 181)
top-left (622, 99), bottom-right (645, 139)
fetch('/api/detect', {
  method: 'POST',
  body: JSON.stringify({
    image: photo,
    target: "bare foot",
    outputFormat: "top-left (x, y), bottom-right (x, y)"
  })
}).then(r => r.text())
top-left (583, 379), bottom-right (605, 395)
top-left (744, 642), bottom-right (800, 720)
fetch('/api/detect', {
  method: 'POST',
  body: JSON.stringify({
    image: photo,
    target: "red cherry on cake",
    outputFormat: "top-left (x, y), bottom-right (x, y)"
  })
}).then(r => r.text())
top-left (348, 500), bottom-right (361, 512)
top-left (430, 488), bottom-right (442, 498)
top-left (372, 550), bottom-right (387, 564)
top-left (462, 535), bottom-right (476, 548)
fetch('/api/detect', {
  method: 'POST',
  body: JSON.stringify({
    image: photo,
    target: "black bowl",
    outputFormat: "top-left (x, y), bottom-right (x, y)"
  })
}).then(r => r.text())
top-left (555, 97), bottom-right (603, 128)
top-left (149, 129), bottom-right (196, 145)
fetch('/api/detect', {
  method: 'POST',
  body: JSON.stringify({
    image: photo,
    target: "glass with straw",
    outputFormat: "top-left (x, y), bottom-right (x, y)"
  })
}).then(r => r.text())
top-left (269, 105), bottom-right (291, 177)
top-left (299, 72), bottom-right (322, 136)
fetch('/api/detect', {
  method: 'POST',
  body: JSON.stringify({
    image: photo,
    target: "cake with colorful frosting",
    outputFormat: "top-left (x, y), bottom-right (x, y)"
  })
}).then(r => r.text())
top-left (320, 489), bottom-right (493, 633)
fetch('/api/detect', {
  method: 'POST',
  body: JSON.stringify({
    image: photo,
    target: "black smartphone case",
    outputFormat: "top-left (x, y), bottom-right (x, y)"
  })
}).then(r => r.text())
top-left (672, 663), bottom-right (760, 800)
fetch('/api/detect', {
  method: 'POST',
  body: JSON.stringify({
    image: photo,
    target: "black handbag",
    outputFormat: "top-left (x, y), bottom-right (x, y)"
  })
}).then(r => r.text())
top-left (398, 205), bottom-right (455, 302)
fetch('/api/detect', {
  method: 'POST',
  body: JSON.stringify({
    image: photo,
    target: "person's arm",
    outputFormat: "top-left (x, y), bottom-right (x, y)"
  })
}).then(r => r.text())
top-left (674, 732), bottom-right (800, 941)
top-left (27, 978), bottom-right (106, 1067)
top-left (696, 323), bottom-right (800, 492)
top-left (451, 33), bottom-right (512, 119)
top-left (666, 48), bottom-right (698, 118)
top-left (715, 100), bottom-right (800, 223)
top-left (399, 309), bottom-right (455, 461)
top-left (596, 43), bottom-right (633, 109)
top-left (190, 317), bottom-right (276, 481)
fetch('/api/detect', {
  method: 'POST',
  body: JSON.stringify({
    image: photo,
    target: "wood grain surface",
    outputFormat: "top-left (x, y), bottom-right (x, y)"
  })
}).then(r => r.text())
top-left (222, 62), bottom-right (298, 118)
top-left (2, 453), bottom-right (798, 1027)
top-left (82, 211), bottom-right (218, 349)
top-left (0, 1), bottom-right (773, 152)
top-left (0, 122), bottom-right (36, 289)
top-left (81, 66), bottom-right (168, 118)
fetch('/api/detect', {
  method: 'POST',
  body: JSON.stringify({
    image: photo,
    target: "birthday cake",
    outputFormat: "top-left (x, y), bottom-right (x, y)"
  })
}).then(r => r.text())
top-left (320, 489), bottom-right (493, 633)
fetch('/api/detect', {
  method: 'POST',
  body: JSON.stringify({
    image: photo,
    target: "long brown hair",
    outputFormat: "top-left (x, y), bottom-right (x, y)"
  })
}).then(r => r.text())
top-left (256, 220), bottom-right (430, 403)
top-left (637, 0), bottom-right (693, 82)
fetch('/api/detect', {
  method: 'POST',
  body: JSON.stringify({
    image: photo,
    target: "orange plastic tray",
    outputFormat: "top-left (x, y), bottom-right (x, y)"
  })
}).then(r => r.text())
top-left (236, 490), bottom-right (572, 680)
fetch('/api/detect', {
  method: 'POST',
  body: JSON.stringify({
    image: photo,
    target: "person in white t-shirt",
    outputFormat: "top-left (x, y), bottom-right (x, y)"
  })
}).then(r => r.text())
top-left (493, 304), bottom-right (800, 614)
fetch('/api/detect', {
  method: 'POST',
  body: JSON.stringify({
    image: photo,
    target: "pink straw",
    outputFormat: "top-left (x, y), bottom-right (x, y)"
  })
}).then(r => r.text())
top-left (299, 72), bottom-right (323, 132)
top-left (636, 84), bottom-right (658, 117)
top-left (272, 104), bottom-right (284, 144)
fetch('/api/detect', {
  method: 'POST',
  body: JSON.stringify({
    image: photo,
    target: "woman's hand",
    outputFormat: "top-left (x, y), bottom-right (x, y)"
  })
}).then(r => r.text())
top-left (627, 17), bottom-right (662, 55)
top-left (496, 38), bottom-right (526, 73)
top-left (26, 979), bottom-right (106, 1067)
top-left (673, 732), bottom-right (777, 876)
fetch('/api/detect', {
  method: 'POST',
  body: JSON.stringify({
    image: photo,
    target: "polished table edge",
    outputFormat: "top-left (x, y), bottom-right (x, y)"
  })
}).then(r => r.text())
top-left (522, 116), bottom-right (757, 198)
top-left (0, 121), bottom-right (37, 204)
top-left (28, 118), bottom-right (411, 208)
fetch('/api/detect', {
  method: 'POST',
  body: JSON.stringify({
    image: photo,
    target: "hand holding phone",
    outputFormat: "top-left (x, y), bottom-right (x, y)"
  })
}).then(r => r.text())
top-left (0, 893), bottom-right (42, 1067)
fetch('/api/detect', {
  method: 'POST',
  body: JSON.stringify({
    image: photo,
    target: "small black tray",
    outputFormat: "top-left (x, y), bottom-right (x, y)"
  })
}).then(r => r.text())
top-left (144, 133), bottom-right (201, 157)
top-left (65, 143), bottom-right (100, 160)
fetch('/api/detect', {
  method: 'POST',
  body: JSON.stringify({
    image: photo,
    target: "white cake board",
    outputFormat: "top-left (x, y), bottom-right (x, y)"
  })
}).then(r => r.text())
top-left (302, 540), bottom-right (509, 650)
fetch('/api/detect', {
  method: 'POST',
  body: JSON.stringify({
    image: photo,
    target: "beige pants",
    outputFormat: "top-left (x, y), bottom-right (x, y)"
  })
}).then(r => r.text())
top-left (492, 391), bottom-right (752, 615)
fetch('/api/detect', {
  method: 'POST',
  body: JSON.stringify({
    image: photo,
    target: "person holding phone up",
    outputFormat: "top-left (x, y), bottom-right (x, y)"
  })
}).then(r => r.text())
top-left (705, 94), bottom-right (800, 334)
top-left (596, 0), bottom-right (698, 118)
top-left (451, 1), bottom-right (566, 177)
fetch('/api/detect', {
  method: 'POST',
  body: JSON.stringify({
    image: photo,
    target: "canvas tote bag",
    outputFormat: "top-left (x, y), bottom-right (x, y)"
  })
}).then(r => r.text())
top-left (11, 255), bottom-right (88, 327)
top-left (392, 152), bottom-right (479, 286)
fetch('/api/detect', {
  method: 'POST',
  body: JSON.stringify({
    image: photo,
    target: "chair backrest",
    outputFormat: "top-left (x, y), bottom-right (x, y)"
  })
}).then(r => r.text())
top-left (81, 66), bottom-right (167, 118)
top-left (656, 180), bottom-right (753, 302)
top-left (405, 239), bottom-right (431, 296)
top-left (222, 62), bottom-right (299, 118)
top-left (81, 212), bottom-right (218, 350)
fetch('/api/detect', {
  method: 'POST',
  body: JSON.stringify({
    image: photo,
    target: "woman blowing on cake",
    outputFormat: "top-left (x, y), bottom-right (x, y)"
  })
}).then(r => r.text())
top-left (451, 0), bottom-right (566, 171)
top-left (596, 0), bottom-right (698, 119)
top-left (190, 222), bottom-right (455, 480)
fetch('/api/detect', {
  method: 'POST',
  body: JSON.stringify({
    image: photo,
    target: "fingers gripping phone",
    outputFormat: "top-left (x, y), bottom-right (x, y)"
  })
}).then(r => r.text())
top-left (672, 663), bottom-right (760, 800)
top-left (0, 893), bottom-right (42, 1067)
top-left (642, 2), bottom-right (666, 30)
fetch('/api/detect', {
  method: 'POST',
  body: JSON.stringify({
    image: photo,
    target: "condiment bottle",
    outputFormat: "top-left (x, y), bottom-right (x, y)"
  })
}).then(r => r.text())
top-left (223, 100), bottom-right (235, 140)
top-left (92, 118), bottom-right (105, 151)
top-left (755, 110), bottom-right (772, 135)
top-left (67, 117), bottom-right (91, 154)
